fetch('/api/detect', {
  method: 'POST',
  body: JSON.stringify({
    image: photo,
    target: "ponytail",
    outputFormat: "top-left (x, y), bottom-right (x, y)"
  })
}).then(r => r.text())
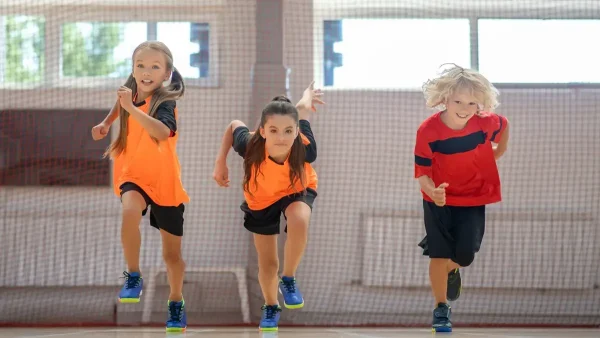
top-left (104, 74), bottom-right (137, 158)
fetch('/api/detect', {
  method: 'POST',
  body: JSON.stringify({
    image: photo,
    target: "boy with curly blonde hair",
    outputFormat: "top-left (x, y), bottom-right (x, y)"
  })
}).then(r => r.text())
top-left (414, 64), bottom-right (510, 332)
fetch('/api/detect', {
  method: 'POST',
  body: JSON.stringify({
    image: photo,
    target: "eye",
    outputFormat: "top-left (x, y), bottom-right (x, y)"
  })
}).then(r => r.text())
top-left (270, 129), bottom-right (277, 133)
top-left (136, 64), bottom-right (144, 68)
top-left (285, 130), bottom-right (293, 134)
top-left (152, 65), bottom-right (160, 69)
top-left (454, 101), bottom-right (460, 104)
top-left (469, 102), bottom-right (477, 105)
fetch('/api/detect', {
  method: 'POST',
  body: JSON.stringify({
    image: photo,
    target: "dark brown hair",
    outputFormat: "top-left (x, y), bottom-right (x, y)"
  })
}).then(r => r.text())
top-left (243, 96), bottom-right (306, 195)
top-left (104, 41), bottom-right (185, 158)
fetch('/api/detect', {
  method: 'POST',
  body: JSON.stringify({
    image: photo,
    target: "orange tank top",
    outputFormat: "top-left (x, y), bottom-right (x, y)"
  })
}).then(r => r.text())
top-left (244, 134), bottom-right (318, 210)
top-left (112, 96), bottom-right (189, 206)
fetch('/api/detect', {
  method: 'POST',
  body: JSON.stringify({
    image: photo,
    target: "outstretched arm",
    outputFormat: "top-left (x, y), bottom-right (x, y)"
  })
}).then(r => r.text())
top-left (102, 100), bottom-right (121, 126)
top-left (213, 120), bottom-right (248, 187)
top-left (216, 120), bottom-right (247, 163)
top-left (91, 100), bottom-right (120, 141)
top-left (295, 81), bottom-right (325, 121)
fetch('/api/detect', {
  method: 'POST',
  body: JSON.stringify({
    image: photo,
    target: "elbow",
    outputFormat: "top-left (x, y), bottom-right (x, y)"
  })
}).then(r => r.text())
top-left (305, 153), bottom-right (317, 163)
top-left (156, 127), bottom-right (172, 142)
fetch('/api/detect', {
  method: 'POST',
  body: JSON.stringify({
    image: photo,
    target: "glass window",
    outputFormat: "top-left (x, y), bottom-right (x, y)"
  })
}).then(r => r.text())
top-left (323, 19), bottom-right (471, 89)
top-left (61, 21), bottom-right (209, 80)
top-left (478, 19), bottom-right (600, 83)
top-left (0, 16), bottom-right (45, 85)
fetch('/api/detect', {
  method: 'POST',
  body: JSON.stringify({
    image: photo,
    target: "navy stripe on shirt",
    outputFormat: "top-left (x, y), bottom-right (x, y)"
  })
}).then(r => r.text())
top-left (428, 131), bottom-right (486, 155)
top-left (415, 155), bottom-right (432, 166)
top-left (490, 116), bottom-right (503, 142)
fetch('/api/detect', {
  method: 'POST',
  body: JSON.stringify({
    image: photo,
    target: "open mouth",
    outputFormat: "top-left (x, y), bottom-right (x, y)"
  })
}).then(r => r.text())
top-left (140, 79), bottom-right (154, 86)
top-left (456, 113), bottom-right (470, 119)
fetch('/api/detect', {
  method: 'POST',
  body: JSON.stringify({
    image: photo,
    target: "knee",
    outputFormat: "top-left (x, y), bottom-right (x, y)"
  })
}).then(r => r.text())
top-left (163, 250), bottom-right (184, 266)
top-left (258, 256), bottom-right (279, 276)
top-left (453, 251), bottom-right (475, 267)
top-left (287, 215), bottom-right (310, 233)
top-left (121, 207), bottom-right (142, 224)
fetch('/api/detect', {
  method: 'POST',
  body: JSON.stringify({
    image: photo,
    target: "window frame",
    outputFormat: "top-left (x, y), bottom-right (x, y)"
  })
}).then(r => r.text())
top-left (0, 7), bottom-right (220, 89)
top-left (313, 5), bottom-right (600, 89)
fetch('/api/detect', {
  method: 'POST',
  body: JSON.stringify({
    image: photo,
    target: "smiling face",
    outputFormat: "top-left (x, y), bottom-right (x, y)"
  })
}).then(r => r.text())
top-left (132, 47), bottom-right (171, 96)
top-left (442, 89), bottom-right (482, 130)
top-left (259, 114), bottom-right (299, 160)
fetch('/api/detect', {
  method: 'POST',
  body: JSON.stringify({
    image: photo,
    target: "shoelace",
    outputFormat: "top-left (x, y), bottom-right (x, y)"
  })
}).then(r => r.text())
top-left (168, 302), bottom-right (184, 322)
top-left (121, 271), bottom-right (141, 289)
top-left (261, 305), bottom-right (280, 320)
top-left (280, 278), bottom-right (296, 293)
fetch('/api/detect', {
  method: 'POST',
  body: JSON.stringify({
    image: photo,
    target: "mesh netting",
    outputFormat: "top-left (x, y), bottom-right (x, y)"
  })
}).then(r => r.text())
top-left (1, 0), bottom-right (599, 328)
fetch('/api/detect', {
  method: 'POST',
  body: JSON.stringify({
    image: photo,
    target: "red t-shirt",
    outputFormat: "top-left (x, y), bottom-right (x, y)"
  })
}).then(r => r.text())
top-left (414, 111), bottom-right (508, 206)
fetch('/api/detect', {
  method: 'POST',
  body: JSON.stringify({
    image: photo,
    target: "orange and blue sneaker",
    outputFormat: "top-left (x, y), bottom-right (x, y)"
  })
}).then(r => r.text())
top-left (432, 302), bottom-right (452, 333)
top-left (166, 299), bottom-right (187, 332)
top-left (118, 271), bottom-right (143, 303)
top-left (279, 276), bottom-right (304, 309)
top-left (259, 304), bottom-right (282, 331)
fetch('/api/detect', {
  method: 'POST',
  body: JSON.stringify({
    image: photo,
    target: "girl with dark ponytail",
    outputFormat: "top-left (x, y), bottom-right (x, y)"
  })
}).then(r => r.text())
top-left (91, 41), bottom-right (188, 333)
top-left (213, 82), bottom-right (324, 332)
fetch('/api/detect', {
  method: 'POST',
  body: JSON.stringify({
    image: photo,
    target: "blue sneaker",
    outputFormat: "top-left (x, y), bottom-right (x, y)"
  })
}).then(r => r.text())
top-left (432, 303), bottom-right (452, 333)
top-left (166, 300), bottom-right (187, 332)
top-left (118, 271), bottom-right (143, 303)
top-left (279, 276), bottom-right (304, 309)
top-left (259, 304), bottom-right (281, 331)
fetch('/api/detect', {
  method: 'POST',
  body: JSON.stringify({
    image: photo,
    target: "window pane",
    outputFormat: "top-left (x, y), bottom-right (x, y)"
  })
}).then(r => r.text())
top-left (1, 16), bottom-right (44, 84)
top-left (479, 19), bottom-right (600, 83)
top-left (157, 22), bottom-right (208, 79)
top-left (323, 19), bottom-right (471, 89)
top-left (61, 21), bottom-right (210, 80)
top-left (61, 22), bottom-right (146, 78)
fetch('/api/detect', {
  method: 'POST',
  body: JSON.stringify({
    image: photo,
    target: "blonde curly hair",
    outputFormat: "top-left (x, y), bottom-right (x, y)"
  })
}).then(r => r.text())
top-left (422, 64), bottom-right (499, 111)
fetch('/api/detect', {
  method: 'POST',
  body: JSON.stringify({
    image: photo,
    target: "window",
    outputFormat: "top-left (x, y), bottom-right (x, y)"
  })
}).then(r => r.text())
top-left (323, 19), bottom-right (471, 89)
top-left (0, 16), bottom-right (45, 85)
top-left (60, 21), bottom-right (210, 84)
top-left (478, 19), bottom-right (600, 83)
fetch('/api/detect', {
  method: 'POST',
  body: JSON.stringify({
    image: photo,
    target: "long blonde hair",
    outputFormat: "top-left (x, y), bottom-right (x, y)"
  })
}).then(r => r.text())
top-left (422, 64), bottom-right (499, 111)
top-left (104, 41), bottom-right (185, 158)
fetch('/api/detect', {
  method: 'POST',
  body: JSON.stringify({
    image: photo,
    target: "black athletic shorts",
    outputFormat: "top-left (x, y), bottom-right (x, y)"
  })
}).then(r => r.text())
top-left (240, 188), bottom-right (317, 235)
top-left (418, 200), bottom-right (485, 262)
top-left (119, 182), bottom-right (185, 237)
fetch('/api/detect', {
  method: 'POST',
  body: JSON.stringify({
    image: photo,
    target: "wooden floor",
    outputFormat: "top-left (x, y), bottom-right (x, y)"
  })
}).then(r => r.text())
top-left (1, 327), bottom-right (598, 338)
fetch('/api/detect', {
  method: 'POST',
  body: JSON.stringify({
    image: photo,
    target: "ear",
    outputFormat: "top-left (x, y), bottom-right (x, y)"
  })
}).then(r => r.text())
top-left (165, 71), bottom-right (172, 82)
top-left (259, 127), bottom-right (265, 138)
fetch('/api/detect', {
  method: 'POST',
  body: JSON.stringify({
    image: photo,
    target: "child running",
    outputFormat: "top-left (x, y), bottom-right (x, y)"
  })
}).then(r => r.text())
top-left (213, 82), bottom-right (324, 331)
top-left (91, 41), bottom-right (189, 332)
top-left (414, 64), bottom-right (510, 332)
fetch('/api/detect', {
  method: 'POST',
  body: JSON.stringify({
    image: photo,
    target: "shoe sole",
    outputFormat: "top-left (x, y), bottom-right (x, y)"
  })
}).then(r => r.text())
top-left (118, 291), bottom-right (142, 303)
top-left (432, 327), bottom-right (452, 333)
top-left (447, 271), bottom-right (461, 302)
top-left (278, 288), bottom-right (304, 309)
top-left (259, 327), bottom-right (278, 332)
top-left (166, 327), bottom-right (186, 333)
top-left (447, 285), bottom-right (462, 302)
